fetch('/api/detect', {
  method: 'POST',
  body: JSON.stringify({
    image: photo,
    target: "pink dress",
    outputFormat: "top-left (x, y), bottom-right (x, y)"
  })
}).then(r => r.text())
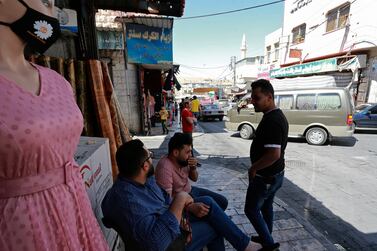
top-left (0, 65), bottom-right (109, 251)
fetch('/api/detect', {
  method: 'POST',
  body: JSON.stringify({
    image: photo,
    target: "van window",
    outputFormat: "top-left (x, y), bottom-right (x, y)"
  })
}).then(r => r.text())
top-left (317, 93), bottom-right (341, 110)
top-left (296, 94), bottom-right (316, 110)
top-left (278, 95), bottom-right (293, 110)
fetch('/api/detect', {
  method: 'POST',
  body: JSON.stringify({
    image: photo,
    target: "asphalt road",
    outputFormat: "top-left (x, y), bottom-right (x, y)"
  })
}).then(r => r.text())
top-left (194, 119), bottom-right (377, 251)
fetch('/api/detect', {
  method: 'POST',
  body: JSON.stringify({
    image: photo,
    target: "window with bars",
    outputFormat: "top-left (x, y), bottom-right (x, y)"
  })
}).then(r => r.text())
top-left (266, 46), bottom-right (271, 63)
top-left (274, 42), bottom-right (279, 61)
top-left (292, 24), bottom-right (306, 44)
top-left (326, 3), bottom-right (350, 32)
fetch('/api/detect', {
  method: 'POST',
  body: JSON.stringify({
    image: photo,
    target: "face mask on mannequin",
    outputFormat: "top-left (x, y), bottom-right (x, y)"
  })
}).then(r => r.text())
top-left (0, 0), bottom-right (61, 54)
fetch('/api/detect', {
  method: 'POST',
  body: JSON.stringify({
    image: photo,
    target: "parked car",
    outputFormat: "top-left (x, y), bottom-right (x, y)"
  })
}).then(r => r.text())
top-left (355, 103), bottom-right (375, 113)
top-left (199, 104), bottom-right (224, 121)
top-left (226, 88), bottom-right (355, 145)
top-left (353, 103), bottom-right (377, 130)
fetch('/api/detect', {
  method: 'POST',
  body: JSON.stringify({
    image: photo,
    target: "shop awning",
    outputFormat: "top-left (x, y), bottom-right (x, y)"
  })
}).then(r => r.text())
top-left (94, 0), bottom-right (185, 17)
top-left (271, 55), bottom-right (367, 78)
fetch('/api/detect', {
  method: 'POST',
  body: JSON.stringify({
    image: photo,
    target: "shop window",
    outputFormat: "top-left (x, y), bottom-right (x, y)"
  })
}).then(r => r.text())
top-left (296, 94), bottom-right (316, 110)
top-left (274, 42), bottom-right (279, 62)
top-left (326, 3), bottom-right (350, 32)
top-left (292, 24), bottom-right (306, 44)
top-left (266, 46), bottom-right (271, 63)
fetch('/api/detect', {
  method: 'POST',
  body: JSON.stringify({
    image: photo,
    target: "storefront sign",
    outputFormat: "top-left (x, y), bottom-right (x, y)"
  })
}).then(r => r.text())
top-left (290, 0), bottom-right (313, 14)
top-left (126, 23), bottom-right (173, 64)
top-left (97, 31), bottom-right (124, 50)
top-left (270, 58), bottom-right (338, 78)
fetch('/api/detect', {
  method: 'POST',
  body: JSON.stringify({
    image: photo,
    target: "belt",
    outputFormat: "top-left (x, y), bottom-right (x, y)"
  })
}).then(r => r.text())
top-left (255, 170), bottom-right (284, 184)
top-left (0, 161), bottom-right (76, 199)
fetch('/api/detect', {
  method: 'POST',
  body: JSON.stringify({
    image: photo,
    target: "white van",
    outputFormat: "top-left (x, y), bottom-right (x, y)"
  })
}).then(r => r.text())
top-left (225, 88), bottom-right (355, 145)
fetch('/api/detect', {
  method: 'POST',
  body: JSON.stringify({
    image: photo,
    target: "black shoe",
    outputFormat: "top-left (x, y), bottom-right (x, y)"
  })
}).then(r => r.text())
top-left (251, 235), bottom-right (262, 244)
top-left (258, 242), bottom-right (280, 251)
top-left (196, 163), bottom-right (202, 167)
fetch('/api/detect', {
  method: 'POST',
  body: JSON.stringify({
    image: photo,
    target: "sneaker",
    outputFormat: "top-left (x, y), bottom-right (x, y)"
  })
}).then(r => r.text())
top-left (258, 242), bottom-right (280, 251)
top-left (251, 235), bottom-right (262, 244)
top-left (196, 163), bottom-right (202, 167)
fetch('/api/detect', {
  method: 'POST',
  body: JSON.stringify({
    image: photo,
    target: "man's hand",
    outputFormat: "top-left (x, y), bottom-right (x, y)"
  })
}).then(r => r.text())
top-left (187, 157), bottom-right (198, 168)
top-left (187, 202), bottom-right (210, 218)
top-left (248, 166), bottom-right (257, 180)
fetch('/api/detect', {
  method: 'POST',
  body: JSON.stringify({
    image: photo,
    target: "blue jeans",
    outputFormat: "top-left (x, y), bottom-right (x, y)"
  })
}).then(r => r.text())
top-left (244, 171), bottom-right (284, 247)
top-left (190, 186), bottom-right (228, 211)
top-left (186, 196), bottom-right (250, 251)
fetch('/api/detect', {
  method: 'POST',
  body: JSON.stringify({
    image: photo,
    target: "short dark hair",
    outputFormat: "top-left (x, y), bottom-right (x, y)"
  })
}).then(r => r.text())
top-left (168, 133), bottom-right (193, 154)
top-left (183, 101), bottom-right (190, 106)
top-left (251, 79), bottom-right (274, 98)
top-left (193, 96), bottom-right (197, 99)
top-left (116, 139), bottom-right (148, 178)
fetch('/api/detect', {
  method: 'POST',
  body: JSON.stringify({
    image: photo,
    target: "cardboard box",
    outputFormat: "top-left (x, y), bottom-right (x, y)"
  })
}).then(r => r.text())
top-left (74, 136), bottom-right (117, 249)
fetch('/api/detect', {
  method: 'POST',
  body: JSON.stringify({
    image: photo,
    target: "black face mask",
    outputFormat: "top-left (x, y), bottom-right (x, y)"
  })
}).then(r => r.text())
top-left (0, 0), bottom-right (61, 54)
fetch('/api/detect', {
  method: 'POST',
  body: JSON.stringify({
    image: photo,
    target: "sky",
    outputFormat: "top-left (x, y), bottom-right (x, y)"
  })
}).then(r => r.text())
top-left (173, 0), bottom-right (285, 80)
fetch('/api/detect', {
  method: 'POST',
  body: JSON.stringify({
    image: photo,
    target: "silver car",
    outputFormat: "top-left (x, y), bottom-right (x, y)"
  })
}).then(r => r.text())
top-left (199, 104), bottom-right (225, 121)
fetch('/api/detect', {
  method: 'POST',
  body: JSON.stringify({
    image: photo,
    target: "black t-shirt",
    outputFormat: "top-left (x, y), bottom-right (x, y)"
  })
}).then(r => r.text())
top-left (250, 108), bottom-right (289, 176)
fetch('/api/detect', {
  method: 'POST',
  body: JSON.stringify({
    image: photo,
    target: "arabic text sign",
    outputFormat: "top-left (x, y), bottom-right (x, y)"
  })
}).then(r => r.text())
top-left (270, 58), bottom-right (338, 78)
top-left (126, 23), bottom-right (173, 64)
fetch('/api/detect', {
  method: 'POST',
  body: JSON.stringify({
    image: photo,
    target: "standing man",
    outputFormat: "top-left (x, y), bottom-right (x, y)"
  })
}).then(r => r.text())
top-left (244, 79), bottom-right (288, 251)
top-left (181, 100), bottom-right (199, 159)
top-left (191, 96), bottom-right (201, 119)
top-left (181, 100), bottom-right (196, 135)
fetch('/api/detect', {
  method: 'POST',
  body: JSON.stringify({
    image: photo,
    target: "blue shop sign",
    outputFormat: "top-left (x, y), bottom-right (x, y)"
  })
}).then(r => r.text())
top-left (126, 23), bottom-right (172, 64)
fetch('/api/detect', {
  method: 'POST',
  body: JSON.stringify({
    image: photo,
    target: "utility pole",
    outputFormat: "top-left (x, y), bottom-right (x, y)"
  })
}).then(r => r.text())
top-left (230, 56), bottom-right (237, 86)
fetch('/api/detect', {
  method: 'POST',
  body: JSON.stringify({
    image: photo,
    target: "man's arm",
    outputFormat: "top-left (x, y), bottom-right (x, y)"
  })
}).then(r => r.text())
top-left (187, 157), bottom-right (198, 181)
top-left (185, 116), bottom-right (196, 125)
top-left (249, 147), bottom-right (281, 178)
top-left (169, 192), bottom-right (193, 221)
top-left (133, 192), bottom-right (193, 251)
top-left (155, 160), bottom-right (174, 197)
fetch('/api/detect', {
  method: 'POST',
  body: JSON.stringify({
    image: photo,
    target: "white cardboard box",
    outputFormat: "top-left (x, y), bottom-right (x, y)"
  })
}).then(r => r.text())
top-left (74, 136), bottom-right (117, 250)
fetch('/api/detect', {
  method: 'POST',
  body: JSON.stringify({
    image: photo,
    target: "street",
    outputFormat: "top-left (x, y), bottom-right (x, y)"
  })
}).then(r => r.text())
top-left (192, 120), bottom-right (377, 251)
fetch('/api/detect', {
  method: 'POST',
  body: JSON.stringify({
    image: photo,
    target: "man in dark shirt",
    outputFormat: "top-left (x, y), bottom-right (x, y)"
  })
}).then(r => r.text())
top-left (102, 139), bottom-right (254, 251)
top-left (244, 79), bottom-right (289, 251)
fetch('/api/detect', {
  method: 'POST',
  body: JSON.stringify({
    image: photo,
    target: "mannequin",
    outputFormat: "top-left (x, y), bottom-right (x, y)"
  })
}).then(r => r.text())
top-left (0, 1), bottom-right (109, 250)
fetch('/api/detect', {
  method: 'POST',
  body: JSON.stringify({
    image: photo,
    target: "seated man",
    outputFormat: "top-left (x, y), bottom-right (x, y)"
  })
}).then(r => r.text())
top-left (102, 139), bottom-right (254, 251)
top-left (155, 133), bottom-right (228, 210)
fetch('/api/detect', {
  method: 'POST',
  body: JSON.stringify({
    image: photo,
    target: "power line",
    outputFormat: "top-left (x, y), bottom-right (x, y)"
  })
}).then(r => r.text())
top-left (179, 64), bottom-right (229, 69)
top-left (176, 0), bottom-right (285, 20)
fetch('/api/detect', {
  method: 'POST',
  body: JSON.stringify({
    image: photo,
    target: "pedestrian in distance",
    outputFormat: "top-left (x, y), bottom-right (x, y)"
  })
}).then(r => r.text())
top-left (191, 95), bottom-right (201, 120)
top-left (0, 0), bottom-right (109, 250)
top-left (159, 106), bottom-right (169, 134)
top-left (244, 79), bottom-right (289, 251)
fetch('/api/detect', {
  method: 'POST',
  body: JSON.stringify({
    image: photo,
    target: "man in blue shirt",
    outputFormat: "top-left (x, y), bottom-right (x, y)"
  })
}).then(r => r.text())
top-left (102, 140), bottom-right (254, 251)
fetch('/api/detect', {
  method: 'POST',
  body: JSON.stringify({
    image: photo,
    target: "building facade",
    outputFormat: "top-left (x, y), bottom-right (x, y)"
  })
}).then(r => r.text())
top-left (277, 0), bottom-right (377, 102)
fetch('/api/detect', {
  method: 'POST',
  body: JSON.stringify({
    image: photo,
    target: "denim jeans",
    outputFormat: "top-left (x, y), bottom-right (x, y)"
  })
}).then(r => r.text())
top-left (190, 186), bottom-right (228, 211)
top-left (186, 196), bottom-right (250, 251)
top-left (244, 171), bottom-right (284, 247)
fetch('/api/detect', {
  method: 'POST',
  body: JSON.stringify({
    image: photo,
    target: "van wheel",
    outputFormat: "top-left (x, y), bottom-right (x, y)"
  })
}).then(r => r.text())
top-left (219, 116), bottom-right (223, 121)
top-left (305, 127), bottom-right (328, 145)
top-left (240, 124), bottom-right (253, 139)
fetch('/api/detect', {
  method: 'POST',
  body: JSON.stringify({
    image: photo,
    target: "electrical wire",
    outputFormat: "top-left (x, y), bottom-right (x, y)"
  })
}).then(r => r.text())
top-left (176, 0), bottom-right (285, 20)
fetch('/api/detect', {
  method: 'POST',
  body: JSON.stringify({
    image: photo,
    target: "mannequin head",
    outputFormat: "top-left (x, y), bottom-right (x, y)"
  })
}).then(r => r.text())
top-left (0, 0), bottom-right (55, 54)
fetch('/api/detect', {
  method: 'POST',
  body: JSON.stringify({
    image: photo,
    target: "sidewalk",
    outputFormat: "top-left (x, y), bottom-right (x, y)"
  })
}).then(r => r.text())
top-left (136, 123), bottom-right (337, 251)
